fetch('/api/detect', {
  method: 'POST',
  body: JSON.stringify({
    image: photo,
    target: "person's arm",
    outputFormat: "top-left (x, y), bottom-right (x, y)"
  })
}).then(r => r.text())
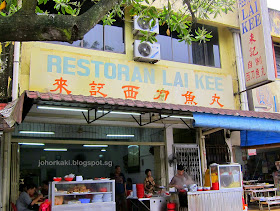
top-left (30, 194), bottom-right (43, 206)
top-left (169, 177), bottom-right (179, 189)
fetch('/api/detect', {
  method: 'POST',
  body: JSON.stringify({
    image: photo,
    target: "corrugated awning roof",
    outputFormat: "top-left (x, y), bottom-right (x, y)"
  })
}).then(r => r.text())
top-left (2, 90), bottom-right (280, 131)
top-left (25, 91), bottom-right (280, 120)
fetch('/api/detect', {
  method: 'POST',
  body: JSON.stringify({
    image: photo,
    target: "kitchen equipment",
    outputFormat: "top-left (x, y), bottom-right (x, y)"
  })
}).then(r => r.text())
top-left (212, 182), bottom-right (219, 190)
top-left (78, 198), bottom-right (90, 203)
top-left (132, 184), bottom-right (137, 197)
top-left (136, 184), bottom-right (145, 198)
top-left (103, 193), bottom-right (112, 202)
top-left (197, 186), bottom-right (203, 191)
top-left (167, 202), bottom-right (176, 210)
top-left (64, 177), bottom-right (73, 181)
top-left (188, 184), bottom-right (197, 192)
top-left (203, 187), bottom-right (211, 191)
top-left (53, 177), bottom-right (62, 182)
top-left (76, 176), bottom-right (83, 181)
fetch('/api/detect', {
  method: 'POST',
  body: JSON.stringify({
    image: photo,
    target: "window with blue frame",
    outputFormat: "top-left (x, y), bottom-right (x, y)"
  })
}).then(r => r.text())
top-left (51, 17), bottom-right (125, 54)
top-left (156, 24), bottom-right (221, 68)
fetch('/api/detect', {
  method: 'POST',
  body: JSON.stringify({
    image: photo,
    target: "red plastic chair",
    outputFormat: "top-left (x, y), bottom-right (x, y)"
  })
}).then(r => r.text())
top-left (11, 202), bottom-right (17, 211)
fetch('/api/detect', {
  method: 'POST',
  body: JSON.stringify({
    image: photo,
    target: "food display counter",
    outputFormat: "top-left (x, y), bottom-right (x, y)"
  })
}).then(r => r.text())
top-left (187, 189), bottom-right (243, 211)
top-left (187, 164), bottom-right (243, 211)
top-left (49, 180), bottom-right (115, 211)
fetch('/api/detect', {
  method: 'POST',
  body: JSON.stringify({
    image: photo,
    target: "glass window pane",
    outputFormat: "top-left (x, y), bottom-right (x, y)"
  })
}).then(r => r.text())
top-left (213, 45), bottom-right (221, 68)
top-left (157, 35), bottom-right (172, 61)
top-left (172, 38), bottom-right (190, 63)
top-left (83, 24), bottom-right (103, 50)
top-left (104, 25), bottom-right (125, 54)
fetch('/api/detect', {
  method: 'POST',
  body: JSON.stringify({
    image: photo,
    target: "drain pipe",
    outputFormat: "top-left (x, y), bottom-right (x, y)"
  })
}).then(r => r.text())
top-left (233, 32), bottom-right (249, 111)
top-left (12, 42), bottom-right (20, 101)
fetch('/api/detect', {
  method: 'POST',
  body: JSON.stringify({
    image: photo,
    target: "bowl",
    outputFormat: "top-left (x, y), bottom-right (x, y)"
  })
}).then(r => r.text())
top-left (78, 198), bottom-right (91, 203)
top-left (53, 177), bottom-right (62, 182)
top-left (64, 177), bottom-right (73, 181)
top-left (99, 187), bottom-right (107, 192)
top-left (203, 187), bottom-right (211, 191)
top-left (167, 203), bottom-right (176, 209)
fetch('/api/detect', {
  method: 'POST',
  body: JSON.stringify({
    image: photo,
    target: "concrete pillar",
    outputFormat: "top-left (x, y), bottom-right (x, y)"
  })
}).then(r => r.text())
top-left (1, 132), bottom-right (11, 211)
top-left (165, 126), bottom-right (174, 186)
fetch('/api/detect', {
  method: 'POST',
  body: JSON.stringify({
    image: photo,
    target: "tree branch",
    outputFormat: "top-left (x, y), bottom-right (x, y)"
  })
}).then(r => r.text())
top-left (21, 0), bottom-right (37, 13)
top-left (0, 0), bottom-right (121, 42)
top-left (183, 0), bottom-right (197, 23)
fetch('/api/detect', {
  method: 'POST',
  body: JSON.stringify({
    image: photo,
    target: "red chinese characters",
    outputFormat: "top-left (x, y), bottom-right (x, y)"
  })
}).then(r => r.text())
top-left (209, 94), bottom-right (224, 108)
top-left (89, 81), bottom-right (107, 97)
top-left (154, 89), bottom-right (170, 101)
top-left (50, 77), bottom-right (72, 94)
top-left (249, 47), bottom-right (258, 57)
top-left (246, 32), bottom-right (263, 82)
top-left (248, 61), bottom-right (253, 69)
top-left (255, 56), bottom-right (262, 66)
top-left (182, 91), bottom-right (197, 105)
top-left (249, 33), bottom-right (256, 44)
top-left (122, 85), bottom-right (140, 99)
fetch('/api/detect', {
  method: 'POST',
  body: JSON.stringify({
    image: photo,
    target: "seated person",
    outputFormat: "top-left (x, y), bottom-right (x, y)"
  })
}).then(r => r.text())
top-left (16, 183), bottom-right (43, 211)
top-left (40, 181), bottom-right (49, 197)
top-left (144, 169), bottom-right (156, 194)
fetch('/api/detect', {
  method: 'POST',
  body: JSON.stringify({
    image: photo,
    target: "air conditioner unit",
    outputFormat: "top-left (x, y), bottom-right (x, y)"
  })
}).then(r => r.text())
top-left (133, 16), bottom-right (159, 35)
top-left (134, 40), bottom-right (160, 63)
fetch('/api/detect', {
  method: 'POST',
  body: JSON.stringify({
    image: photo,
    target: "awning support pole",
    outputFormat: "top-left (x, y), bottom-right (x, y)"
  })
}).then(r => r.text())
top-left (82, 108), bottom-right (112, 124)
top-left (180, 118), bottom-right (191, 129)
top-left (131, 113), bottom-right (169, 126)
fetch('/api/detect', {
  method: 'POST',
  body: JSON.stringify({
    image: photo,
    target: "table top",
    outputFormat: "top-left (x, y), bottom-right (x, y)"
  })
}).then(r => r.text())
top-left (250, 188), bottom-right (277, 193)
top-left (243, 184), bottom-right (274, 190)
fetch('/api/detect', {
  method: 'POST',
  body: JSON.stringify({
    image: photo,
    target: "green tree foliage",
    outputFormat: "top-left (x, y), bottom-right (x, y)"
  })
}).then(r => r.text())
top-left (0, 0), bottom-right (235, 43)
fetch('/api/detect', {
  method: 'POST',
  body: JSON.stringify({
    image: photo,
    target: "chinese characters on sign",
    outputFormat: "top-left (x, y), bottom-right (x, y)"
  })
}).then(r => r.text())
top-left (49, 77), bottom-right (224, 108)
top-left (182, 91), bottom-right (197, 105)
top-left (50, 77), bottom-right (72, 94)
top-left (154, 89), bottom-right (170, 101)
top-left (238, 0), bottom-right (275, 88)
top-left (89, 81), bottom-right (107, 97)
top-left (245, 33), bottom-right (266, 83)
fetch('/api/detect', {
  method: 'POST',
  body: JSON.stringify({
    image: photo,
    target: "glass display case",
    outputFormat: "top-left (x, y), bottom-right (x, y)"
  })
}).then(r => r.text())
top-left (49, 180), bottom-right (115, 211)
top-left (210, 163), bottom-right (242, 190)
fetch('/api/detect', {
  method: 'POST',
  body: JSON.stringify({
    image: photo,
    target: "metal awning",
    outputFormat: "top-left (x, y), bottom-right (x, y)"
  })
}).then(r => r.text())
top-left (1, 90), bottom-right (280, 131)
top-left (192, 113), bottom-right (280, 133)
top-left (241, 130), bottom-right (280, 147)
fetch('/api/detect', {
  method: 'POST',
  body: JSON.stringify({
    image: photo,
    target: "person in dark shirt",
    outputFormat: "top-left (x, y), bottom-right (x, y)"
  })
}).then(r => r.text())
top-left (110, 165), bottom-right (127, 211)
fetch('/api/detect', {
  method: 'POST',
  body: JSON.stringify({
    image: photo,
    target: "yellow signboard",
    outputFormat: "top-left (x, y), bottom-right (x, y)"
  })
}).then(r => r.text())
top-left (238, 0), bottom-right (275, 89)
top-left (29, 46), bottom-right (235, 109)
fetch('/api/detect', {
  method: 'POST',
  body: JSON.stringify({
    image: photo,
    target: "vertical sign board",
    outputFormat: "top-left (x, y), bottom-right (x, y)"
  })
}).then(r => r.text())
top-left (238, 0), bottom-right (275, 89)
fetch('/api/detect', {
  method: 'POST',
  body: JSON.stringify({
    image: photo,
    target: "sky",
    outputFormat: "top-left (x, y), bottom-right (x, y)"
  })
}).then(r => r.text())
top-left (267, 0), bottom-right (280, 11)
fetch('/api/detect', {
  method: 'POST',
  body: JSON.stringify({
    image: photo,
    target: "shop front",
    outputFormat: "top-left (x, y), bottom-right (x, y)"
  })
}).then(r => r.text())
top-left (2, 90), bottom-right (280, 211)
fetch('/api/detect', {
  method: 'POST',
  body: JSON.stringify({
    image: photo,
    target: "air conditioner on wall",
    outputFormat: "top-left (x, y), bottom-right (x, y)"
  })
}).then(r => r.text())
top-left (134, 40), bottom-right (160, 63)
top-left (133, 16), bottom-right (159, 35)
